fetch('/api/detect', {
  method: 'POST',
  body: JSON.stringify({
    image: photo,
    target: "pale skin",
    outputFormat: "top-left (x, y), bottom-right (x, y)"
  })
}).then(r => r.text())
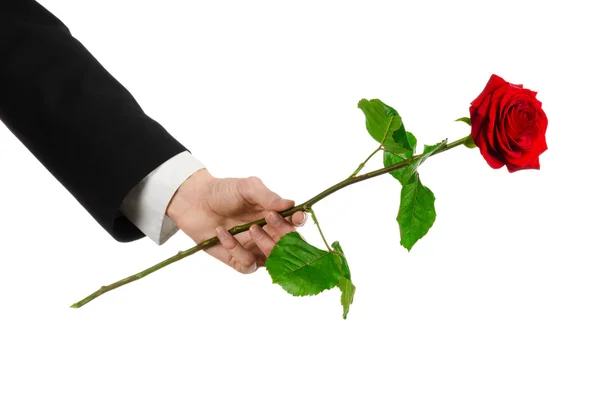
top-left (166, 168), bottom-right (306, 274)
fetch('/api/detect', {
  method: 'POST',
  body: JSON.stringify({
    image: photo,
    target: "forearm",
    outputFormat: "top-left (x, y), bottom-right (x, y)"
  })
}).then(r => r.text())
top-left (0, 1), bottom-right (187, 241)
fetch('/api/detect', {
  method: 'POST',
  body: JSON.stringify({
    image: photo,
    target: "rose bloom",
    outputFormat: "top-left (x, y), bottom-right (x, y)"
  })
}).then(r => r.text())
top-left (469, 74), bottom-right (548, 172)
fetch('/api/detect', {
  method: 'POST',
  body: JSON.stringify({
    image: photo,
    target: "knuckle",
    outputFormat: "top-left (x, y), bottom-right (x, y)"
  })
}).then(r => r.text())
top-left (221, 236), bottom-right (237, 250)
top-left (251, 226), bottom-right (265, 240)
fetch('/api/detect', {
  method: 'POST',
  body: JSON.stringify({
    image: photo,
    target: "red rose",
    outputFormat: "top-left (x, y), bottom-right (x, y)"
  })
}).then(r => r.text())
top-left (469, 74), bottom-right (548, 172)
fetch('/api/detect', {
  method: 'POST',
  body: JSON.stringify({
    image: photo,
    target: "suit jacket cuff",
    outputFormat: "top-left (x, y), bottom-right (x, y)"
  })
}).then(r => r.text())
top-left (119, 151), bottom-right (205, 245)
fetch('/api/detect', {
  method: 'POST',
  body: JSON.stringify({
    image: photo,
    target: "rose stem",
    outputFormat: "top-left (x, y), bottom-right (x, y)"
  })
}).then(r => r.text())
top-left (307, 208), bottom-right (332, 252)
top-left (70, 135), bottom-right (471, 308)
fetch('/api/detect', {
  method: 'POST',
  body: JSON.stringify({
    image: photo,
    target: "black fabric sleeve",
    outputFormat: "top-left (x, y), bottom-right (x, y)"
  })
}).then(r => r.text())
top-left (0, 1), bottom-right (188, 242)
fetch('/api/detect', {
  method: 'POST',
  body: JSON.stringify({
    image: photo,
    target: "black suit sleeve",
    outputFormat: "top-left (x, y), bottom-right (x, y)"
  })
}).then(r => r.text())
top-left (0, 1), bottom-right (188, 242)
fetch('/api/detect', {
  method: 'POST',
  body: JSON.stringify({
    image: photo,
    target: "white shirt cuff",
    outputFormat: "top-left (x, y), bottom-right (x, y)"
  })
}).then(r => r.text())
top-left (119, 151), bottom-right (205, 245)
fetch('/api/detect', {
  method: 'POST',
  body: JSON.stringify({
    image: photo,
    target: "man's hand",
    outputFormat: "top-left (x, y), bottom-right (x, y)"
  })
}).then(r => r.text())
top-left (166, 168), bottom-right (306, 274)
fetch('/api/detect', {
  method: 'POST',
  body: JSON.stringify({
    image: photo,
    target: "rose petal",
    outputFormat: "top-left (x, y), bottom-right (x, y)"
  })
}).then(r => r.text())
top-left (470, 74), bottom-right (508, 107)
top-left (507, 156), bottom-right (540, 172)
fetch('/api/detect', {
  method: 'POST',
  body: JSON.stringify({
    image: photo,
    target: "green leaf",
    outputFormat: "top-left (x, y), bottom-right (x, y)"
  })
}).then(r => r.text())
top-left (332, 241), bottom-right (355, 319)
top-left (398, 173), bottom-right (436, 251)
top-left (332, 241), bottom-right (351, 279)
top-left (357, 99), bottom-right (412, 154)
top-left (392, 127), bottom-right (414, 152)
top-left (338, 277), bottom-right (355, 320)
top-left (423, 140), bottom-right (447, 156)
top-left (384, 151), bottom-right (412, 183)
top-left (400, 139), bottom-right (448, 185)
top-left (384, 137), bottom-right (447, 186)
top-left (455, 117), bottom-right (471, 126)
top-left (402, 130), bottom-right (417, 153)
top-left (383, 131), bottom-right (417, 183)
top-left (454, 118), bottom-right (476, 148)
top-left (265, 232), bottom-right (342, 296)
top-left (463, 135), bottom-right (477, 149)
top-left (384, 137), bottom-right (442, 250)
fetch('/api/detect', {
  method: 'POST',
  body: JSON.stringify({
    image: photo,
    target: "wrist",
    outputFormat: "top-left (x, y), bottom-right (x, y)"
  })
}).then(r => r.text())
top-left (166, 168), bottom-right (214, 223)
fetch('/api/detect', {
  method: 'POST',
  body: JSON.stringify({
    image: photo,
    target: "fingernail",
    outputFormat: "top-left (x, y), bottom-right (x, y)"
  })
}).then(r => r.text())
top-left (267, 212), bottom-right (283, 226)
top-left (299, 212), bottom-right (307, 225)
top-left (249, 225), bottom-right (259, 236)
top-left (241, 263), bottom-right (258, 274)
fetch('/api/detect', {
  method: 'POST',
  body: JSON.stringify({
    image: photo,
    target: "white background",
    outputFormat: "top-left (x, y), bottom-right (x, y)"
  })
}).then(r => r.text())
top-left (1, 0), bottom-right (598, 396)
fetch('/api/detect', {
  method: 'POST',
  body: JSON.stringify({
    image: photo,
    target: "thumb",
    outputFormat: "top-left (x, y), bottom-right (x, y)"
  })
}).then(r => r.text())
top-left (241, 176), bottom-right (295, 210)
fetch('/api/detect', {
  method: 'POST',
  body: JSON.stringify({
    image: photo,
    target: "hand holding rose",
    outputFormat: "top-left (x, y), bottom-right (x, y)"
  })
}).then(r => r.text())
top-left (166, 169), bottom-right (307, 274)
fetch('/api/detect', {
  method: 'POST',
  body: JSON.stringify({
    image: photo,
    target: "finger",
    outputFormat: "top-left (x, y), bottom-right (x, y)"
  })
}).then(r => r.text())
top-left (215, 226), bottom-right (257, 274)
top-left (264, 211), bottom-right (296, 243)
top-left (243, 240), bottom-right (268, 267)
top-left (249, 224), bottom-right (276, 257)
top-left (290, 211), bottom-right (307, 227)
top-left (207, 235), bottom-right (267, 268)
top-left (239, 176), bottom-right (295, 211)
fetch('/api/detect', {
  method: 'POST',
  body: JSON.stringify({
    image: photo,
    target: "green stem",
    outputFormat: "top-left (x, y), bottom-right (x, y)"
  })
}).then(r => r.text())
top-left (307, 208), bottom-right (332, 251)
top-left (349, 145), bottom-right (382, 178)
top-left (71, 135), bottom-right (471, 308)
top-left (350, 114), bottom-right (397, 178)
